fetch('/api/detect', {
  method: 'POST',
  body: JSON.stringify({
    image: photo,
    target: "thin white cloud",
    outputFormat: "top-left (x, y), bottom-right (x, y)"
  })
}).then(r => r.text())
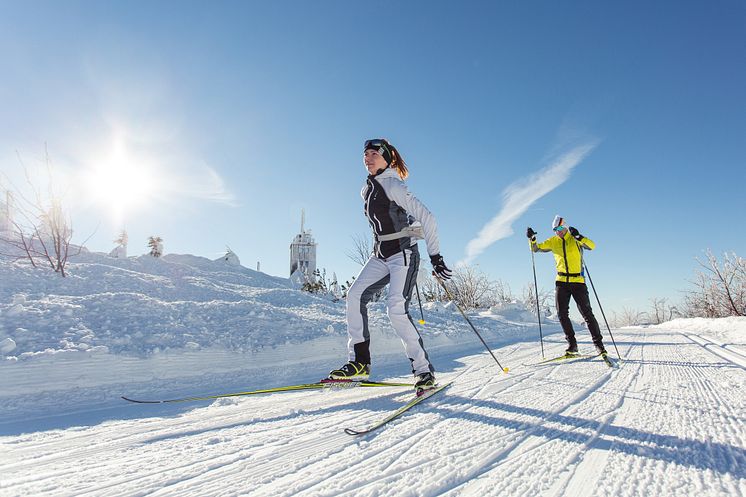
top-left (460, 141), bottom-right (598, 266)
top-left (166, 164), bottom-right (240, 207)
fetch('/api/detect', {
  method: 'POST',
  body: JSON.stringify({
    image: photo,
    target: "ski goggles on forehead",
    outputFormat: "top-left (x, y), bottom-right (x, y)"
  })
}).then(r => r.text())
top-left (364, 139), bottom-right (388, 150)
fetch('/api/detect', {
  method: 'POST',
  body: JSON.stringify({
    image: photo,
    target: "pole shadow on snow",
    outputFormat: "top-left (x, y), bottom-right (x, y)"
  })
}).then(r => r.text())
top-left (427, 394), bottom-right (746, 479)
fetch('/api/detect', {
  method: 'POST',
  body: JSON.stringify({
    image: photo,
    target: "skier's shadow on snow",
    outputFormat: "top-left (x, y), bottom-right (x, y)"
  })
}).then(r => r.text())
top-left (432, 394), bottom-right (746, 479)
top-left (137, 391), bottom-right (414, 445)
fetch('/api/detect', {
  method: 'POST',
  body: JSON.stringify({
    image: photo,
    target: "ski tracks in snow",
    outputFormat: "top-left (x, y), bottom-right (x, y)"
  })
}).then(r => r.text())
top-left (2, 328), bottom-right (745, 496)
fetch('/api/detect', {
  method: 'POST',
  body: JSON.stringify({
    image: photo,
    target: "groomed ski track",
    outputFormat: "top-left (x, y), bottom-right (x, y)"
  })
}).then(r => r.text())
top-left (2, 327), bottom-right (745, 497)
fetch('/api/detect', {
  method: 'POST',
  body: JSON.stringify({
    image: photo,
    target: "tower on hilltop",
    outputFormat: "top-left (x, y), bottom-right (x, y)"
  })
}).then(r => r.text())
top-left (289, 209), bottom-right (317, 279)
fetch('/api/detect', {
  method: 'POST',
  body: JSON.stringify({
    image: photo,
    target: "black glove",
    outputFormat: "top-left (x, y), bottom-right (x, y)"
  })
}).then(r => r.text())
top-left (430, 254), bottom-right (452, 280)
top-left (526, 227), bottom-right (537, 241)
top-left (568, 226), bottom-right (583, 240)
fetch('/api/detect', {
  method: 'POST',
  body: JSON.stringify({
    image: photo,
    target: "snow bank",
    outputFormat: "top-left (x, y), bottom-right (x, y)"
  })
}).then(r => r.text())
top-left (0, 251), bottom-right (553, 419)
top-left (485, 301), bottom-right (536, 324)
top-left (653, 317), bottom-right (746, 345)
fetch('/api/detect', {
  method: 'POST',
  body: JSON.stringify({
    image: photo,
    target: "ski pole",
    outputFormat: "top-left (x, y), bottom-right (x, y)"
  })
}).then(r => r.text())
top-left (530, 247), bottom-right (545, 358)
top-left (433, 272), bottom-right (509, 373)
top-left (582, 262), bottom-right (622, 361)
top-left (414, 282), bottom-right (426, 325)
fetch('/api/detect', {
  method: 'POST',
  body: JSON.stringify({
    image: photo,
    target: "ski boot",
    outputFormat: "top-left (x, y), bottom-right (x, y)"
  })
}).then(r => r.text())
top-left (328, 361), bottom-right (370, 381)
top-left (414, 372), bottom-right (436, 396)
top-left (595, 344), bottom-right (608, 356)
top-left (565, 344), bottom-right (579, 357)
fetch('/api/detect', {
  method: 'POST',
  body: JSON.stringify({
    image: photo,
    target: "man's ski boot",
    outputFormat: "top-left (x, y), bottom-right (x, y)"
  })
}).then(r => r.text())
top-left (595, 344), bottom-right (608, 356)
top-left (414, 372), bottom-right (436, 396)
top-left (328, 361), bottom-right (370, 381)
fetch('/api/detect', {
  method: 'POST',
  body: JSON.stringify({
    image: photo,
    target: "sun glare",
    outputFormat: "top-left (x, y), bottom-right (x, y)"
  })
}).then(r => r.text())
top-left (84, 144), bottom-right (157, 222)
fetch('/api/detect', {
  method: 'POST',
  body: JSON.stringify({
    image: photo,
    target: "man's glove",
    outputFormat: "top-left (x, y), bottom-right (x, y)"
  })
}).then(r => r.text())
top-left (569, 226), bottom-right (583, 240)
top-left (430, 254), bottom-right (452, 280)
top-left (526, 227), bottom-right (537, 241)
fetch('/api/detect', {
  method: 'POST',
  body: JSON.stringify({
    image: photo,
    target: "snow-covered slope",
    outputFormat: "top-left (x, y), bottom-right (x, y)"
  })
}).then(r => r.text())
top-left (1, 254), bottom-right (744, 496)
top-left (0, 252), bottom-right (546, 417)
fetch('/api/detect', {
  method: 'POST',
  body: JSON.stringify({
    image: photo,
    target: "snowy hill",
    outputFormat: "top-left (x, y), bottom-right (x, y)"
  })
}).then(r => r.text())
top-left (0, 252), bottom-right (545, 418)
top-left (1, 253), bottom-right (745, 496)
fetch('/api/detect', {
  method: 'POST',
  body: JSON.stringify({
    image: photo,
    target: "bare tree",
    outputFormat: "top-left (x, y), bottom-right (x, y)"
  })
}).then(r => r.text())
top-left (420, 264), bottom-right (512, 309)
top-left (490, 278), bottom-right (514, 306)
top-left (0, 147), bottom-right (82, 276)
top-left (448, 265), bottom-right (493, 309)
top-left (521, 283), bottom-right (553, 318)
top-left (650, 297), bottom-right (664, 324)
top-left (345, 233), bottom-right (372, 266)
top-left (610, 307), bottom-right (647, 327)
top-left (420, 270), bottom-right (443, 303)
top-left (683, 250), bottom-right (745, 317)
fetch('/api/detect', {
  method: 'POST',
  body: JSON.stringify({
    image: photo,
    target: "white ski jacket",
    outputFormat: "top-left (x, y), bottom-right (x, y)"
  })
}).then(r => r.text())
top-left (361, 168), bottom-right (441, 259)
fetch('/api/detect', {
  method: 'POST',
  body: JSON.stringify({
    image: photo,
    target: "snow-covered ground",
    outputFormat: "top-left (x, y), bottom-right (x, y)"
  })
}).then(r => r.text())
top-left (1, 254), bottom-right (744, 496)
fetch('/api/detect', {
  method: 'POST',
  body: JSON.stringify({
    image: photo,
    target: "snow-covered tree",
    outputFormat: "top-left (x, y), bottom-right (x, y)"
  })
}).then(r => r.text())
top-left (329, 272), bottom-right (340, 299)
top-left (216, 246), bottom-right (241, 266)
top-left (148, 236), bottom-right (163, 258)
top-left (109, 230), bottom-right (128, 258)
top-left (684, 250), bottom-right (745, 317)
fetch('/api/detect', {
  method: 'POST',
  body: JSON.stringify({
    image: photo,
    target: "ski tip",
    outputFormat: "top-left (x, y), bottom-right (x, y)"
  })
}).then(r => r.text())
top-left (344, 428), bottom-right (364, 436)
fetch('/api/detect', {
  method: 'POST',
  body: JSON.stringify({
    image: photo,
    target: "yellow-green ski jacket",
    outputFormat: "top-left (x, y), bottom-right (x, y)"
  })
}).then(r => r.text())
top-left (530, 232), bottom-right (596, 284)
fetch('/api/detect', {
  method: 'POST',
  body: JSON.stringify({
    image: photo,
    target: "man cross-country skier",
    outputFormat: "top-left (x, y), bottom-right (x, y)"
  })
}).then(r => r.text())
top-left (526, 215), bottom-right (607, 356)
top-left (328, 138), bottom-right (452, 394)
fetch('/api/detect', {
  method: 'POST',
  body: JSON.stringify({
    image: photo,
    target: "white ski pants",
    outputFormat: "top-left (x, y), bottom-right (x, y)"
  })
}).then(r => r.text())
top-left (346, 247), bottom-right (433, 375)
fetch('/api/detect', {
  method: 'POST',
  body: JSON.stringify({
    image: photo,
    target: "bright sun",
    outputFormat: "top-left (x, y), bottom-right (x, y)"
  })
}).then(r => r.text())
top-left (84, 143), bottom-right (157, 221)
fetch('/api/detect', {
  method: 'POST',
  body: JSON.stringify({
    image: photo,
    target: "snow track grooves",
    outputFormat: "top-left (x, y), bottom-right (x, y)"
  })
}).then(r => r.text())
top-left (682, 332), bottom-right (746, 368)
top-left (2, 327), bottom-right (745, 497)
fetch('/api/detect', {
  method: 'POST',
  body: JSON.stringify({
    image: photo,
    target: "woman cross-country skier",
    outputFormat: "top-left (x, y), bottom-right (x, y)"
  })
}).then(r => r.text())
top-left (527, 215), bottom-right (608, 356)
top-left (328, 138), bottom-right (452, 393)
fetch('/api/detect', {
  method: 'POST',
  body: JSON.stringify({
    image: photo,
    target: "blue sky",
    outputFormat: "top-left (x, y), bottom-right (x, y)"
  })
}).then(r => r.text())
top-left (1, 1), bottom-right (744, 317)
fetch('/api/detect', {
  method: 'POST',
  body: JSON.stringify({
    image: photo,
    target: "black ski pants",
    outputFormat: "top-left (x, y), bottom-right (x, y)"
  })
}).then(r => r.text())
top-left (555, 281), bottom-right (604, 348)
